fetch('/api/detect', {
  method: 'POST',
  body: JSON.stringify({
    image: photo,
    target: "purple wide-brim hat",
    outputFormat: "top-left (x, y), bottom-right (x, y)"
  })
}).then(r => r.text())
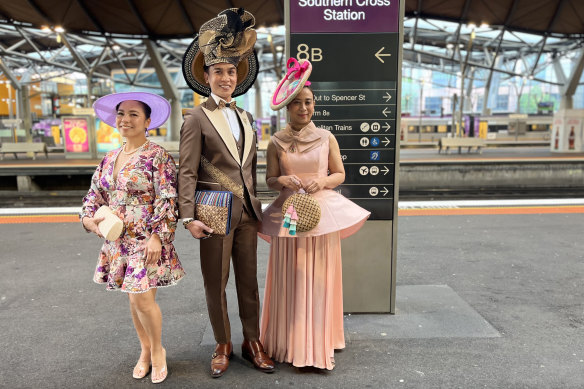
top-left (93, 92), bottom-right (171, 130)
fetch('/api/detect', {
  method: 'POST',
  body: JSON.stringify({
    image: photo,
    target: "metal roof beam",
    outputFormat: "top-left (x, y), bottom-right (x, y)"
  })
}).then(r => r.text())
top-left (26, 0), bottom-right (54, 26)
top-left (144, 38), bottom-right (180, 140)
top-left (174, 0), bottom-right (196, 35)
top-left (58, 32), bottom-right (91, 73)
top-left (408, 47), bottom-right (562, 85)
top-left (563, 48), bottom-right (584, 96)
top-left (126, 0), bottom-right (151, 37)
top-left (14, 25), bottom-right (47, 63)
top-left (0, 57), bottom-right (21, 89)
top-left (75, 0), bottom-right (106, 34)
top-left (107, 39), bottom-right (133, 84)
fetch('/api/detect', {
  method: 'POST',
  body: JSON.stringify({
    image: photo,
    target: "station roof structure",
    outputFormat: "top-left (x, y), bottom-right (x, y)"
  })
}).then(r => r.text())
top-left (0, 0), bottom-right (582, 92)
top-left (0, 0), bottom-right (581, 39)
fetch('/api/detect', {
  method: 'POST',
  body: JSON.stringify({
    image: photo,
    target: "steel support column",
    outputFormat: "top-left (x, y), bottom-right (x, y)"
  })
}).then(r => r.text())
top-left (144, 39), bottom-right (181, 141)
top-left (0, 59), bottom-right (32, 141)
top-left (559, 48), bottom-right (584, 110)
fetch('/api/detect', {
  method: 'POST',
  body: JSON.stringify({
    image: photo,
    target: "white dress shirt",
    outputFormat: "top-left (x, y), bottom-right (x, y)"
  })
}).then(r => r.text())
top-left (211, 93), bottom-right (240, 142)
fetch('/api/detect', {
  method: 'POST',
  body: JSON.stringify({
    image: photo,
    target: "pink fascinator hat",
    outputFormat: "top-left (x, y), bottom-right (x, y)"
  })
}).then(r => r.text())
top-left (270, 58), bottom-right (312, 111)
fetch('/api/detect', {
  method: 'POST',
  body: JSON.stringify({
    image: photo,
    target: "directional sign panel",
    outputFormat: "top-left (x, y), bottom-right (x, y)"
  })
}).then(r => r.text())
top-left (289, 2), bottom-right (400, 222)
top-left (288, 0), bottom-right (402, 313)
top-left (334, 134), bottom-right (396, 149)
top-left (344, 164), bottom-right (395, 183)
top-left (290, 34), bottom-right (399, 81)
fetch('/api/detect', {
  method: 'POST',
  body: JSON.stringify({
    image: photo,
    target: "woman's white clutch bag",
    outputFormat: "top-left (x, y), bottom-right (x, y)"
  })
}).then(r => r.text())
top-left (94, 206), bottom-right (124, 241)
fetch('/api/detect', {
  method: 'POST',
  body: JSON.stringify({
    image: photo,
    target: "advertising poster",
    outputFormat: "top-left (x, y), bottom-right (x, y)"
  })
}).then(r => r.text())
top-left (95, 118), bottom-right (122, 153)
top-left (63, 117), bottom-right (89, 153)
top-left (551, 116), bottom-right (563, 152)
top-left (566, 118), bottom-right (582, 152)
top-left (51, 126), bottom-right (61, 145)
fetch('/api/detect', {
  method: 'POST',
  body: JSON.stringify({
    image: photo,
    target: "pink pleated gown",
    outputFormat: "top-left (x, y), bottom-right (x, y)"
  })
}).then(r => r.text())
top-left (259, 122), bottom-right (370, 370)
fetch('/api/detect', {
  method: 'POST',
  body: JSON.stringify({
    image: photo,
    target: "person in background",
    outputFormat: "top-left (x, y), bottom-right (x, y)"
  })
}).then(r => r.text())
top-left (81, 92), bottom-right (184, 384)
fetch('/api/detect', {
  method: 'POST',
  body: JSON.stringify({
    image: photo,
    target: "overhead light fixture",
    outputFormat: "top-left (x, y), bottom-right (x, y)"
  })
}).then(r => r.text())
top-left (480, 22), bottom-right (489, 28)
top-left (467, 22), bottom-right (476, 29)
top-left (41, 25), bottom-right (51, 32)
top-left (54, 26), bottom-right (65, 33)
top-left (275, 45), bottom-right (284, 52)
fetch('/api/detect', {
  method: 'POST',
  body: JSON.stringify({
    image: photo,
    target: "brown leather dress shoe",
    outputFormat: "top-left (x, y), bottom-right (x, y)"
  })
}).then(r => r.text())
top-left (241, 340), bottom-right (275, 373)
top-left (211, 342), bottom-right (233, 378)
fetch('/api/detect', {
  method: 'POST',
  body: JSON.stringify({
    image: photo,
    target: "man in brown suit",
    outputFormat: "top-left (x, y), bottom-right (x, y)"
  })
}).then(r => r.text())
top-left (178, 8), bottom-right (274, 378)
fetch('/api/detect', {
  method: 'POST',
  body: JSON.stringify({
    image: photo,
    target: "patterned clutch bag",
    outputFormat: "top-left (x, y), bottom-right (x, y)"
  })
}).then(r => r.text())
top-left (195, 190), bottom-right (233, 236)
top-left (281, 193), bottom-right (321, 235)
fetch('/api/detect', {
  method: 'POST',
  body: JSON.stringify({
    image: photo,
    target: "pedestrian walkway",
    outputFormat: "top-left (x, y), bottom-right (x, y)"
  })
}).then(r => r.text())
top-left (1, 199), bottom-right (583, 388)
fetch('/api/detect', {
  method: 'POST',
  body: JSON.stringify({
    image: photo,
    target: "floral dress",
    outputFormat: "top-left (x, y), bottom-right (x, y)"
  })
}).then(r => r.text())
top-left (80, 141), bottom-right (185, 293)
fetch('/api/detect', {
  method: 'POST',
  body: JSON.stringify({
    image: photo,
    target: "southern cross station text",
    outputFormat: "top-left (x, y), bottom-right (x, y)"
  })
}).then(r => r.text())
top-left (297, 0), bottom-right (391, 21)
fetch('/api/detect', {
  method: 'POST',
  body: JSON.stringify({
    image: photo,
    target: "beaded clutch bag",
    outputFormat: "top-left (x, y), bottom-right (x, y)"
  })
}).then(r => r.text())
top-left (281, 193), bottom-right (321, 235)
top-left (195, 190), bottom-right (233, 236)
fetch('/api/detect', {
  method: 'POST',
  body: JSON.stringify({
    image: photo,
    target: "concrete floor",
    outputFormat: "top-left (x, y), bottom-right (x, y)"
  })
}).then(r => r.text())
top-left (1, 206), bottom-right (584, 388)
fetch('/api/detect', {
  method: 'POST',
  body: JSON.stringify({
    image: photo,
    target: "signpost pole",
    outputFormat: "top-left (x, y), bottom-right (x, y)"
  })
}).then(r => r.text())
top-left (286, 0), bottom-right (404, 313)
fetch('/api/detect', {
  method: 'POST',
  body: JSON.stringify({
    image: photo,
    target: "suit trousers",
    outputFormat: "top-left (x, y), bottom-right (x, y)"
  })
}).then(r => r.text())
top-left (199, 206), bottom-right (260, 344)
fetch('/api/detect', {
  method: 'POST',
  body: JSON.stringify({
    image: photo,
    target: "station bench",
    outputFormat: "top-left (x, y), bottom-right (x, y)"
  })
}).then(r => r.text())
top-left (438, 137), bottom-right (486, 154)
top-left (0, 142), bottom-right (48, 160)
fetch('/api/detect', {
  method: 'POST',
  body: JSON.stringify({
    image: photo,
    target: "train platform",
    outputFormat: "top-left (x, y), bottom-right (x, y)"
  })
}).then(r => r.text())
top-left (0, 145), bottom-right (583, 176)
top-left (1, 199), bottom-right (584, 388)
top-left (3, 146), bottom-right (583, 204)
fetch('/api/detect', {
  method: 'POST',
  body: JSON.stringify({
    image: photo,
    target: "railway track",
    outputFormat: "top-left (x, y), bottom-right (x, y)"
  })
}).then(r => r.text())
top-left (1, 187), bottom-right (582, 208)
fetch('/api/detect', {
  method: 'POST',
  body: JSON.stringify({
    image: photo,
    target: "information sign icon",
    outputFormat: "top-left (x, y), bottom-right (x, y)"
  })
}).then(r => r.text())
top-left (360, 122), bottom-right (370, 132)
top-left (360, 137), bottom-right (370, 147)
top-left (371, 122), bottom-right (381, 132)
top-left (369, 187), bottom-right (379, 196)
top-left (370, 151), bottom-right (380, 161)
top-left (371, 137), bottom-right (380, 147)
top-left (370, 166), bottom-right (379, 175)
top-left (359, 166), bottom-right (369, 175)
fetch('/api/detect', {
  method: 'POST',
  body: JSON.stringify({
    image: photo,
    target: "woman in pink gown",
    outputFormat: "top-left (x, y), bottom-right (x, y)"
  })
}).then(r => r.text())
top-left (259, 60), bottom-right (370, 370)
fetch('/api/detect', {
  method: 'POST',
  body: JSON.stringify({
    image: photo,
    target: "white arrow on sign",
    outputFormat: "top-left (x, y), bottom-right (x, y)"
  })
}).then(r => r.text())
top-left (375, 47), bottom-right (392, 63)
top-left (381, 166), bottom-right (390, 175)
top-left (382, 137), bottom-right (391, 147)
top-left (383, 122), bottom-right (391, 132)
top-left (383, 92), bottom-right (392, 102)
top-left (382, 107), bottom-right (391, 117)
top-left (381, 187), bottom-right (389, 196)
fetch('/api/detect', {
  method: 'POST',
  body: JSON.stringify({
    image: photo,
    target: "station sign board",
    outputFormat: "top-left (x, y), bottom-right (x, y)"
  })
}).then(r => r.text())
top-left (287, 0), bottom-right (403, 313)
top-left (289, 2), bottom-right (400, 220)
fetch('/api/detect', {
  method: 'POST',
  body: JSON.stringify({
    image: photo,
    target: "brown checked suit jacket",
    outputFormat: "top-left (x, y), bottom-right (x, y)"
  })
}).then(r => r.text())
top-left (177, 97), bottom-right (262, 224)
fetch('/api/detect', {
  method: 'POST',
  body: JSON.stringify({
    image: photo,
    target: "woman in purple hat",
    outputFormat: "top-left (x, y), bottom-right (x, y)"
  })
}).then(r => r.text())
top-left (80, 92), bottom-right (185, 384)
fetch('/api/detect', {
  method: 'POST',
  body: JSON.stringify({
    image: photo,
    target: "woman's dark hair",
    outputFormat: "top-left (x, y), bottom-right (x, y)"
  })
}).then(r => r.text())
top-left (115, 100), bottom-right (152, 119)
top-left (304, 85), bottom-right (315, 100)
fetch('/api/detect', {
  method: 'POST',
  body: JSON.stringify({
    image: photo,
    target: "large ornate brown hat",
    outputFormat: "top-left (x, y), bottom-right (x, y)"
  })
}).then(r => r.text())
top-left (182, 8), bottom-right (259, 98)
